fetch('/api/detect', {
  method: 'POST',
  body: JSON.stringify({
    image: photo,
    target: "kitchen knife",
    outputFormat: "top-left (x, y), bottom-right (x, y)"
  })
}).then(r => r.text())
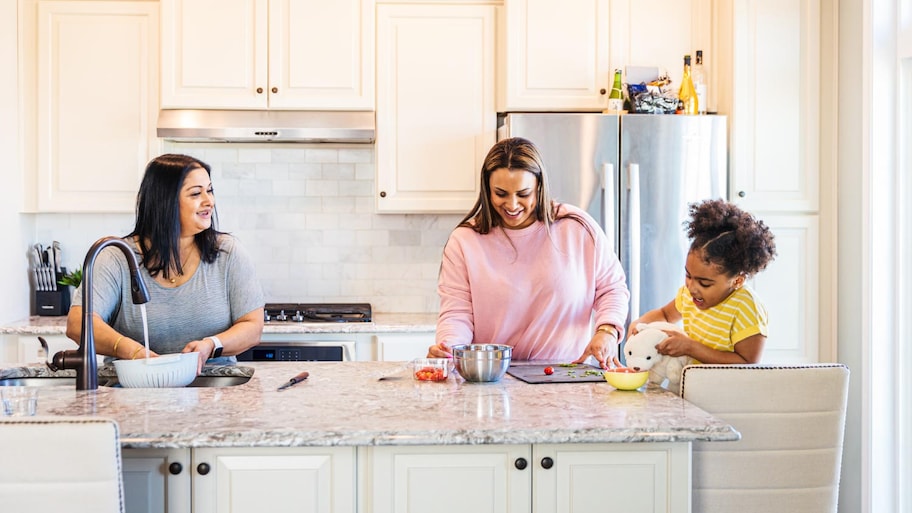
top-left (276, 371), bottom-right (310, 391)
top-left (52, 241), bottom-right (62, 274)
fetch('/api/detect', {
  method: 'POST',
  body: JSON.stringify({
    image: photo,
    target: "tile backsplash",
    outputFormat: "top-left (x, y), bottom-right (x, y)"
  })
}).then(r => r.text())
top-left (32, 144), bottom-right (464, 314)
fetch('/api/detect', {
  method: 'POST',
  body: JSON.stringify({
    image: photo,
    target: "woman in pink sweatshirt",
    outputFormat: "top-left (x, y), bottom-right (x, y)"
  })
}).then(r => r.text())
top-left (428, 138), bottom-right (630, 368)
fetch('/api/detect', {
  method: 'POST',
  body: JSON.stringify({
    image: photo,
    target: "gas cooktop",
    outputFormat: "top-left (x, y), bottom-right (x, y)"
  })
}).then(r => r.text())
top-left (263, 303), bottom-right (372, 323)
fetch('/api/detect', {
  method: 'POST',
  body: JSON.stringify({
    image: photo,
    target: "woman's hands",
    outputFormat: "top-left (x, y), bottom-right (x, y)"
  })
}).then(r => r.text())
top-left (182, 339), bottom-right (215, 374)
top-left (573, 327), bottom-right (620, 369)
top-left (427, 341), bottom-right (453, 359)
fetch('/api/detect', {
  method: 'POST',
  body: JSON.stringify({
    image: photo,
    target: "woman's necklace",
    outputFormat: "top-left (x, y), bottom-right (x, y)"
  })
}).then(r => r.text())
top-left (170, 249), bottom-right (197, 284)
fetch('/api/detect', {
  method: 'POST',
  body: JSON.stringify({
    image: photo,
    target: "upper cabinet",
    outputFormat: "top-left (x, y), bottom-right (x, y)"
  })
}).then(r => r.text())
top-left (725, 0), bottom-right (820, 212)
top-left (501, 0), bottom-right (610, 111)
top-left (160, 0), bottom-right (374, 110)
top-left (22, 0), bottom-right (160, 213)
top-left (501, 0), bottom-right (713, 112)
top-left (375, 2), bottom-right (496, 213)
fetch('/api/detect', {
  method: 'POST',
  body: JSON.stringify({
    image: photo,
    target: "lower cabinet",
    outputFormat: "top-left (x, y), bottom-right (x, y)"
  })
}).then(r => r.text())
top-left (369, 443), bottom-right (691, 513)
top-left (122, 446), bottom-right (356, 513)
top-left (123, 443), bottom-right (691, 513)
top-left (122, 448), bottom-right (190, 513)
top-left (374, 334), bottom-right (435, 361)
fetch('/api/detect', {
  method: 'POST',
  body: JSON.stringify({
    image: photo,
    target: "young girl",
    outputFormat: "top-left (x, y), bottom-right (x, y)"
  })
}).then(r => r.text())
top-left (628, 199), bottom-right (777, 364)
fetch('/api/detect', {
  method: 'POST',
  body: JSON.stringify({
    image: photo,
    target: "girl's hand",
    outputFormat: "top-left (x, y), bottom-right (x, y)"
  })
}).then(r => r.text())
top-left (655, 331), bottom-right (695, 358)
top-left (427, 342), bottom-right (453, 359)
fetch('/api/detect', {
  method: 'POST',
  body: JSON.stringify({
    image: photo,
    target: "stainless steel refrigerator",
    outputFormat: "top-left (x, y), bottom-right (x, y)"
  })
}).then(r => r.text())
top-left (497, 113), bottom-right (727, 323)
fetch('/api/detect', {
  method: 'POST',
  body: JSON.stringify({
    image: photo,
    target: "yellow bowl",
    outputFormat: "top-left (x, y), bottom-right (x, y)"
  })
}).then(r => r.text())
top-left (603, 368), bottom-right (649, 390)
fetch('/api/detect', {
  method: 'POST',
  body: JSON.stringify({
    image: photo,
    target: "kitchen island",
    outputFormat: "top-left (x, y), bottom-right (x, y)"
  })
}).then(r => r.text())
top-left (1, 361), bottom-right (738, 513)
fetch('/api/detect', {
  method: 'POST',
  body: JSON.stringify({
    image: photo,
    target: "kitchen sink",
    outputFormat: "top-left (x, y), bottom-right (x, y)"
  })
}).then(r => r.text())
top-left (0, 377), bottom-right (78, 387)
top-left (0, 373), bottom-right (252, 388)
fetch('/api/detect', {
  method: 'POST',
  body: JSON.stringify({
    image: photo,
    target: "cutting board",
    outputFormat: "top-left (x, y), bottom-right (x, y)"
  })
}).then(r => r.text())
top-left (507, 363), bottom-right (607, 384)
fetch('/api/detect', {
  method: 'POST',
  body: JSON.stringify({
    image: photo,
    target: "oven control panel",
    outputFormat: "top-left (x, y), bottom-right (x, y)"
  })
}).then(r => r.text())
top-left (237, 345), bottom-right (345, 362)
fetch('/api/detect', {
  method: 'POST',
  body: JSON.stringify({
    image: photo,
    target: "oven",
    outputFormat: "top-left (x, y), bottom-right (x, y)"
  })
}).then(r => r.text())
top-left (236, 303), bottom-right (372, 362)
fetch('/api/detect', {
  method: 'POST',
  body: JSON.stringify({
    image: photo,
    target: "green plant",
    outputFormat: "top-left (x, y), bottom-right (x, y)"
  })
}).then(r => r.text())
top-left (58, 268), bottom-right (82, 288)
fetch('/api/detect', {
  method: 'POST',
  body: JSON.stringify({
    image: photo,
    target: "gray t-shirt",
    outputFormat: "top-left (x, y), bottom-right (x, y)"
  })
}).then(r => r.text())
top-left (72, 234), bottom-right (265, 363)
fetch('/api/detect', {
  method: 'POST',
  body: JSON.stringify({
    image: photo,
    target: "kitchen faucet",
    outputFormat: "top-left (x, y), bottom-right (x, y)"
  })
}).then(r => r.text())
top-left (50, 237), bottom-right (150, 390)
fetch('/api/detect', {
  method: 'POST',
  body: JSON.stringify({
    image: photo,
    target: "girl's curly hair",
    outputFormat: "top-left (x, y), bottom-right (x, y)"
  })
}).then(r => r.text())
top-left (686, 199), bottom-right (777, 278)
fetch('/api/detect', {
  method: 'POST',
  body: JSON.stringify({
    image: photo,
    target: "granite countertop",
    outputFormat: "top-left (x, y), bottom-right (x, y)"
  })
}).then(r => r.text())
top-left (0, 361), bottom-right (739, 449)
top-left (0, 312), bottom-right (438, 336)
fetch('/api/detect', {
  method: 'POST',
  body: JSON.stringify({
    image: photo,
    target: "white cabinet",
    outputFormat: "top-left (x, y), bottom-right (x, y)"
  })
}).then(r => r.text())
top-left (375, 3), bottom-right (496, 213)
top-left (122, 448), bottom-right (191, 513)
top-left (375, 334), bottom-right (434, 361)
top-left (370, 445), bottom-right (532, 513)
top-left (370, 443), bottom-right (691, 513)
top-left (122, 447), bottom-right (355, 513)
top-left (501, 0), bottom-right (713, 112)
top-left (747, 215), bottom-right (820, 363)
top-left (22, 0), bottom-right (159, 213)
top-left (161, 0), bottom-right (374, 110)
top-left (192, 447), bottom-right (356, 513)
top-left (533, 443), bottom-right (690, 513)
top-left (502, 0), bottom-right (610, 111)
top-left (722, 0), bottom-right (823, 363)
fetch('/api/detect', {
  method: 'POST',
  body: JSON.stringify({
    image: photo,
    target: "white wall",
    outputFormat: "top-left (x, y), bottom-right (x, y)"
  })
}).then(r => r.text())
top-left (29, 144), bottom-right (462, 315)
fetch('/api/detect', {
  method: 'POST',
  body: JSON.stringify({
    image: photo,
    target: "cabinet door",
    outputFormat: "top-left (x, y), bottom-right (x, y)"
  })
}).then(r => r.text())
top-left (34, 0), bottom-right (159, 212)
top-left (533, 443), bottom-right (691, 513)
top-left (160, 0), bottom-right (267, 109)
top-left (192, 446), bottom-right (356, 513)
top-left (502, 0), bottom-right (610, 111)
top-left (122, 448), bottom-right (191, 513)
top-left (268, 0), bottom-right (374, 110)
top-left (728, 0), bottom-right (820, 212)
top-left (375, 334), bottom-right (434, 361)
top-left (376, 3), bottom-right (496, 213)
top-left (611, 0), bottom-right (714, 111)
top-left (370, 445), bottom-right (532, 513)
top-left (747, 214), bottom-right (820, 364)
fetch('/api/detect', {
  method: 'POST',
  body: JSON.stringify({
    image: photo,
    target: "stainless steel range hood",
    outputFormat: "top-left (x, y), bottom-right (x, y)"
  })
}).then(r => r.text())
top-left (157, 109), bottom-right (375, 143)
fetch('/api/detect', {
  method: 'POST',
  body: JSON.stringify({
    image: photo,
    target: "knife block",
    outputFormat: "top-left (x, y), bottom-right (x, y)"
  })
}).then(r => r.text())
top-left (35, 288), bottom-right (71, 316)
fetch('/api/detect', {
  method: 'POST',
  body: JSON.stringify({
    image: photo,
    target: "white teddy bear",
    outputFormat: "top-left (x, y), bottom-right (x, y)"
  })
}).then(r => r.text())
top-left (622, 321), bottom-right (693, 391)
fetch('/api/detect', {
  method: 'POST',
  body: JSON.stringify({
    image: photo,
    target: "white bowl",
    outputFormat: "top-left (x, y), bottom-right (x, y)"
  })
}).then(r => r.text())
top-left (113, 352), bottom-right (199, 388)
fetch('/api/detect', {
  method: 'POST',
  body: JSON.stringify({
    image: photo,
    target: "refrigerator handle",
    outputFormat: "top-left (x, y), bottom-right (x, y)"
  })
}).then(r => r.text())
top-left (628, 163), bottom-right (641, 321)
top-left (601, 163), bottom-right (616, 253)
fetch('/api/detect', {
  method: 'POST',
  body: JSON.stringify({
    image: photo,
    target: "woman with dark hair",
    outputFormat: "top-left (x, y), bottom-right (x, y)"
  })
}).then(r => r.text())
top-left (66, 154), bottom-right (264, 372)
top-left (428, 138), bottom-right (630, 368)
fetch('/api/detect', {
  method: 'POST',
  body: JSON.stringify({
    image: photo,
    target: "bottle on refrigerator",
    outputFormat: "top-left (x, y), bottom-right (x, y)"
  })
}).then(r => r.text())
top-left (693, 50), bottom-right (707, 114)
top-left (678, 54), bottom-right (698, 115)
top-left (607, 69), bottom-right (624, 113)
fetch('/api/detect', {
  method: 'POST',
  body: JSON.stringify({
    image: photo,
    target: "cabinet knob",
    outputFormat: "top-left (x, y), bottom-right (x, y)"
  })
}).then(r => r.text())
top-left (514, 458), bottom-right (528, 470)
top-left (256, 87), bottom-right (263, 94)
top-left (599, 88), bottom-right (607, 95)
top-left (540, 457), bottom-right (554, 469)
top-left (379, 191), bottom-right (387, 198)
top-left (168, 462), bottom-right (183, 475)
top-left (197, 462), bottom-right (211, 475)
top-left (738, 191), bottom-right (746, 198)
top-left (272, 87), bottom-right (278, 94)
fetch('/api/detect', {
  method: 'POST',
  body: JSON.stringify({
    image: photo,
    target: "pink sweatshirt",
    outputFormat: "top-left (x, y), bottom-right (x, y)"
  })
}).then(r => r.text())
top-left (436, 204), bottom-right (629, 361)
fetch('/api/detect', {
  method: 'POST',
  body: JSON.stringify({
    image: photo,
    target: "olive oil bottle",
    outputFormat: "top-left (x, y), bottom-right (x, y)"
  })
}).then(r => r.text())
top-left (607, 69), bottom-right (624, 113)
top-left (693, 50), bottom-right (707, 114)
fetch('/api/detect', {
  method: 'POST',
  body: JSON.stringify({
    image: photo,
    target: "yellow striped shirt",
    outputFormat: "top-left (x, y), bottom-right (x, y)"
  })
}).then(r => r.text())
top-left (675, 285), bottom-right (768, 353)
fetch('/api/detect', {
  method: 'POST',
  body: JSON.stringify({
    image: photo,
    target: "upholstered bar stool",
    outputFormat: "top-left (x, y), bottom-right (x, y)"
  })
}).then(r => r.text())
top-left (680, 364), bottom-right (850, 513)
top-left (0, 416), bottom-right (124, 513)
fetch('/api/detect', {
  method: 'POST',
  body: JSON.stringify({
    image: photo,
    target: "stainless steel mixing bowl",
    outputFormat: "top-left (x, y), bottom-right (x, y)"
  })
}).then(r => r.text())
top-left (451, 344), bottom-right (512, 382)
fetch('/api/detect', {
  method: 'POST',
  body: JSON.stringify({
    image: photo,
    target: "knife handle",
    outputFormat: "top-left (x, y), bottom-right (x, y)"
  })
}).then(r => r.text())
top-left (290, 371), bottom-right (309, 383)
